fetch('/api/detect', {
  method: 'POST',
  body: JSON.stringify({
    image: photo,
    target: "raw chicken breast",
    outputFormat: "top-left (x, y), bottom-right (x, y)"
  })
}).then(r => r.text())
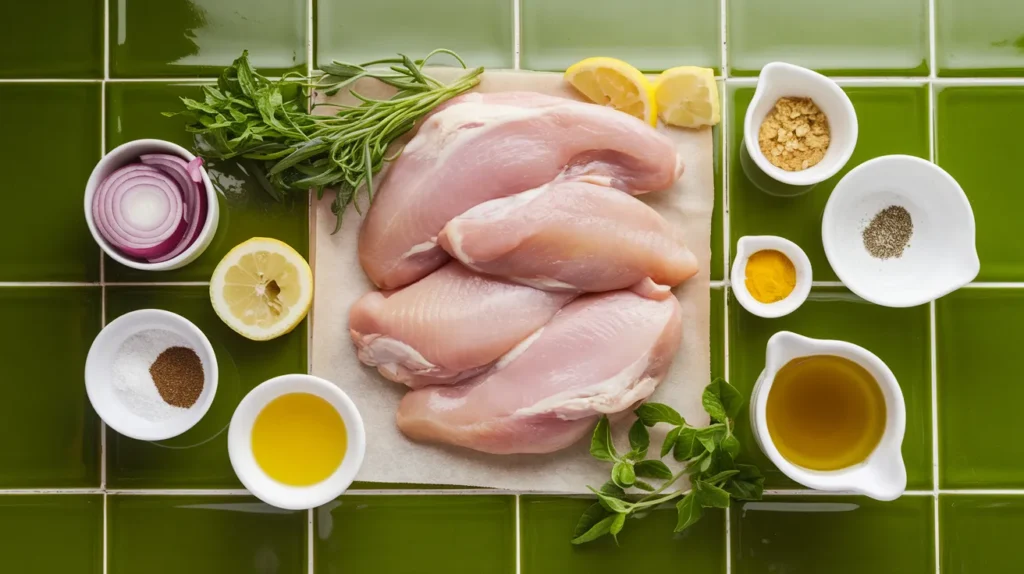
top-left (349, 262), bottom-right (575, 389)
top-left (359, 91), bottom-right (684, 290)
top-left (438, 179), bottom-right (699, 292)
top-left (396, 290), bottom-right (683, 454)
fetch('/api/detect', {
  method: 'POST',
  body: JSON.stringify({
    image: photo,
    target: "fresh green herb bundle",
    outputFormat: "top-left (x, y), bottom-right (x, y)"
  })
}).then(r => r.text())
top-left (573, 379), bottom-right (764, 544)
top-left (165, 49), bottom-right (483, 232)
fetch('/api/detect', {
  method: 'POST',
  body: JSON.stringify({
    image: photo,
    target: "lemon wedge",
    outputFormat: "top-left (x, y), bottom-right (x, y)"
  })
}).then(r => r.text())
top-left (654, 66), bottom-right (721, 128)
top-left (565, 57), bottom-right (657, 127)
top-left (210, 237), bottom-right (313, 341)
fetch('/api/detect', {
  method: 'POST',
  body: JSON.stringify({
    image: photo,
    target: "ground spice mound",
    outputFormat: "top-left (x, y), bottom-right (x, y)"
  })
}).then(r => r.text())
top-left (758, 97), bottom-right (831, 171)
top-left (149, 346), bottom-right (205, 408)
top-left (862, 205), bottom-right (913, 260)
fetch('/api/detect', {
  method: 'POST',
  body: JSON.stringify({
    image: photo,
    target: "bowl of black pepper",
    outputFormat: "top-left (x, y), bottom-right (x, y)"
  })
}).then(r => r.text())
top-left (822, 155), bottom-right (980, 308)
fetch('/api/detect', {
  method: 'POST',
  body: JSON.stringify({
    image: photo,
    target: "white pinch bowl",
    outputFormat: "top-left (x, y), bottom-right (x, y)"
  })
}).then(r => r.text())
top-left (822, 155), bottom-right (979, 307)
top-left (228, 374), bottom-right (366, 510)
top-left (744, 62), bottom-right (858, 187)
top-left (731, 235), bottom-right (813, 319)
top-left (84, 138), bottom-right (220, 271)
top-left (85, 309), bottom-right (218, 441)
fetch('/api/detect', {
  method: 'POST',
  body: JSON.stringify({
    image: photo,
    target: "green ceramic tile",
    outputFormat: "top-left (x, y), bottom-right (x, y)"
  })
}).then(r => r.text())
top-left (0, 0), bottom-right (103, 78)
top-left (711, 287), bottom-right (724, 380)
top-left (110, 0), bottom-right (306, 78)
top-left (732, 495), bottom-right (934, 574)
top-left (520, 496), bottom-right (725, 574)
top-left (729, 85), bottom-right (929, 281)
top-left (940, 494), bottom-right (1024, 572)
top-left (105, 286), bottom-right (306, 488)
top-left (0, 288), bottom-right (100, 487)
top-left (936, 289), bottom-right (1024, 488)
top-left (936, 87), bottom-right (1024, 281)
top-left (0, 495), bottom-right (102, 573)
top-left (317, 0), bottom-right (513, 69)
top-left (728, 287), bottom-right (931, 489)
top-left (936, 0), bottom-right (1024, 76)
top-left (315, 495), bottom-right (515, 574)
top-left (727, 0), bottom-right (929, 76)
top-left (105, 82), bottom-right (308, 282)
top-left (520, 0), bottom-right (720, 72)
top-left (0, 84), bottom-right (101, 281)
top-left (109, 495), bottom-right (306, 574)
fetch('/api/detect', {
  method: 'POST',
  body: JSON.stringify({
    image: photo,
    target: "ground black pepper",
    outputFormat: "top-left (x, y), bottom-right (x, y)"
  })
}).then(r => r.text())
top-left (150, 346), bottom-right (204, 408)
top-left (862, 205), bottom-right (913, 260)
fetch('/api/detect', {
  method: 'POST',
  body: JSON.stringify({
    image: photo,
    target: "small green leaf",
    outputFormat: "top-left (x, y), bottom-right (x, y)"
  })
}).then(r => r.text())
top-left (635, 403), bottom-right (685, 427)
top-left (696, 481), bottom-right (732, 508)
top-left (588, 487), bottom-right (633, 514)
top-left (612, 461), bottom-right (636, 488)
top-left (609, 512), bottom-right (627, 544)
top-left (699, 452), bottom-right (714, 474)
top-left (633, 480), bottom-right (655, 492)
top-left (674, 491), bottom-right (704, 532)
top-left (703, 378), bottom-right (743, 423)
top-left (572, 514), bottom-right (617, 544)
top-left (572, 502), bottom-right (610, 540)
top-left (635, 460), bottom-right (673, 480)
top-left (600, 481), bottom-right (626, 499)
top-left (696, 424), bottom-right (727, 453)
top-left (661, 426), bottom-right (682, 458)
top-left (722, 433), bottom-right (740, 459)
top-left (628, 419), bottom-right (650, 458)
top-left (590, 416), bottom-right (618, 462)
top-left (673, 427), bottom-right (705, 461)
top-left (725, 464), bottom-right (765, 501)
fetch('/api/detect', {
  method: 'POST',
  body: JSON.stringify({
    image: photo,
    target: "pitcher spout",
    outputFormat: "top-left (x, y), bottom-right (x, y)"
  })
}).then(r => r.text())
top-left (850, 446), bottom-right (907, 501)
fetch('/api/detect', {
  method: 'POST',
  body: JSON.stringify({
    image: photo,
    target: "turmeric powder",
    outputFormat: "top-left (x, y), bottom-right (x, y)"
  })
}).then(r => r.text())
top-left (745, 250), bottom-right (796, 304)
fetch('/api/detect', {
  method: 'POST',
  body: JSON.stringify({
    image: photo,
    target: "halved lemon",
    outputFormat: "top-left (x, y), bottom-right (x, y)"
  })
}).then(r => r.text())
top-left (565, 57), bottom-right (657, 126)
top-left (210, 237), bottom-right (313, 341)
top-left (654, 66), bottom-right (721, 128)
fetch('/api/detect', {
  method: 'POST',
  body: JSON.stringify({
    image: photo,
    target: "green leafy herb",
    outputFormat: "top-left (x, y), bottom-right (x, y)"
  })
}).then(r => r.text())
top-left (165, 49), bottom-right (483, 232)
top-left (571, 378), bottom-right (763, 545)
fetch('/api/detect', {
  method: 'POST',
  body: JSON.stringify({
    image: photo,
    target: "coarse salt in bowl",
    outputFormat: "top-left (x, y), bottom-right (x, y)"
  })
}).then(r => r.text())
top-left (85, 309), bottom-right (218, 441)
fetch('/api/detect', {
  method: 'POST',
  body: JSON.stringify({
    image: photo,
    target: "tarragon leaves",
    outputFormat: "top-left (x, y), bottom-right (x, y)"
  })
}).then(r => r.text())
top-left (572, 378), bottom-right (763, 545)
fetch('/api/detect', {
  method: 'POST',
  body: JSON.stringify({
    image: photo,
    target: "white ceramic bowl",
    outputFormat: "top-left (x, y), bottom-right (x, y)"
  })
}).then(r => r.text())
top-left (85, 309), bottom-right (218, 441)
top-left (84, 139), bottom-right (220, 271)
top-left (228, 374), bottom-right (366, 510)
top-left (744, 62), bottom-right (858, 187)
top-left (822, 155), bottom-right (980, 308)
top-left (731, 235), bottom-right (813, 319)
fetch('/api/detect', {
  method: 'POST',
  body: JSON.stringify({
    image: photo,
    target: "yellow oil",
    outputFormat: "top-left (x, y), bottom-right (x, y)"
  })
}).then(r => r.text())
top-left (766, 355), bottom-right (886, 471)
top-left (251, 392), bottom-right (347, 486)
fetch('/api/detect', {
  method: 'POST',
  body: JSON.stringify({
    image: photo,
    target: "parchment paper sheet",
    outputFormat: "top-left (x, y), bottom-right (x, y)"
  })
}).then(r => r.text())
top-left (310, 70), bottom-right (714, 492)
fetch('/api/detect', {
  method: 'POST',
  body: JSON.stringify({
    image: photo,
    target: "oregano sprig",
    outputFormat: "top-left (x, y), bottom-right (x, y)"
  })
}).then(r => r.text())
top-left (572, 378), bottom-right (764, 545)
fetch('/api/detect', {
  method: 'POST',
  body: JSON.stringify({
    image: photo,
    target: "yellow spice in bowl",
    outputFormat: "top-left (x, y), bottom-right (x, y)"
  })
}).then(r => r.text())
top-left (745, 249), bottom-right (796, 303)
top-left (758, 97), bottom-right (830, 171)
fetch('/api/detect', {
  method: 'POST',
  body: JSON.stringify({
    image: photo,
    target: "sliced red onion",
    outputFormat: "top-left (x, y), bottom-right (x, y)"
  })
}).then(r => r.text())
top-left (140, 154), bottom-right (209, 263)
top-left (187, 157), bottom-right (204, 183)
top-left (92, 164), bottom-right (187, 260)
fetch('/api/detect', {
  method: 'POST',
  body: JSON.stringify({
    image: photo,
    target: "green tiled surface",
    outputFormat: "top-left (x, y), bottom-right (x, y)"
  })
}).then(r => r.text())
top-left (520, 496), bottom-right (725, 574)
top-left (0, 288), bottom-right (101, 487)
top-left (1, 84), bottom-right (101, 282)
top-left (105, 81), bottom-right (309, 282)
top-left (520, 0), bottom-right (720, 72)
top-left (936, 289), bottom-right (1024, 488)
top-left (0, 0), bottom-right (103, 78)
top-left (729, 288), bottom-right (932, 489)
top-left (732, 495), bottom-right (934, 573)
top-left (939, 495), bottom-right (1024, 572)
top-left (3, 1), bottom-right (1024, 572)
top-left (108, 495), bottom-right (306, 574)
top-left (110, 0), bottom-right (307, 78)
top-left (105, 286), bottom-right (306, 488)
top-left (317, 0), bottom-right (514, 69)
top-left (0, 495), bottom-right (103, 573)
top-left (936, 87), bottom-right (1024, 281)
top-left (727, 0), bottom-right (929, 76)
top-left (729, 85), bottom-right (930, 282)
top-left (936, 0), bottom-right (1024, 76)
top-left (315, 495), bottom-right (516, 574)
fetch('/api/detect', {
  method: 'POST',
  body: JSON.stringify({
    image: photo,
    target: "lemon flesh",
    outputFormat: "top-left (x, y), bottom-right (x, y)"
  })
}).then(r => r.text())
top-left (210, 237), bottom-right (313, 341)
top-left (654, 66), bottom-right (721, 128)
top-left (565, 57), bottom-right (657, 127)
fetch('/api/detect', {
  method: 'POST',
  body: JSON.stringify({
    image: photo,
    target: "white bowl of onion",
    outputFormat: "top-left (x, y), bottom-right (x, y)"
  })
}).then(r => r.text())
top-left (85, 139), bottom-right (219, 271)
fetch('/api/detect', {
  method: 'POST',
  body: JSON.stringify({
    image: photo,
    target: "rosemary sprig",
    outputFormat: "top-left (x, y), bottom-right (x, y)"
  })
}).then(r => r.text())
top-left (165, 49), bottom-right (483, 232)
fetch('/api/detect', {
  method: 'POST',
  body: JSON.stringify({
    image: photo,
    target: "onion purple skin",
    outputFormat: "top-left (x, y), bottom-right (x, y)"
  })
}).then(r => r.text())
top-left (140, 154), bottom-right (209, 263)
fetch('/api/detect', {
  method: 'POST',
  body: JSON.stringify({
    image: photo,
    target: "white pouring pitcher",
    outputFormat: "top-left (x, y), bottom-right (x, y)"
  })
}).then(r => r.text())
top-left (750, 331), bottom-right (907, 501)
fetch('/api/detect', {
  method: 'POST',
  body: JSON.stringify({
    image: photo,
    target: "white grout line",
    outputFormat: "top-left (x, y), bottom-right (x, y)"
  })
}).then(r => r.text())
top-left (0, 282), bottom-right (101, 287)
top-left (720, 1), bottom-right (732, 570)
top-left (514, 494), bottom-right (522, 574)
top-left (926, 48), bottom-right (941, 569)
top-left (308, 507), bottom-right (315, 574)
top-left (0, 78), bottom-right (104, 83)
top-left (928, 0), bottom-right (938, 80)
top-left (100, 11), bottom-right (110, 569)
top-left (104, 281), bottom-right (211, 287)
top-left (513, 0), bottom-right (521, 70)
top-left (103, 493), bottom-right (109, 574)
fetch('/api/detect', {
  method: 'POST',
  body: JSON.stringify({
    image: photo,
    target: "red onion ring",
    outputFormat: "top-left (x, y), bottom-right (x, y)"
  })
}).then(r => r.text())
top-left (140, 154), bottom-right (209, 263)
top-left (92, 163), bottom-right (187, 260)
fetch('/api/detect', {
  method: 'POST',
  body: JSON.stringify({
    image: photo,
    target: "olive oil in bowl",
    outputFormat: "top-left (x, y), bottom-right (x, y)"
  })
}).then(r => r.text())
top-left (766, 355), bottom-right (886, 471)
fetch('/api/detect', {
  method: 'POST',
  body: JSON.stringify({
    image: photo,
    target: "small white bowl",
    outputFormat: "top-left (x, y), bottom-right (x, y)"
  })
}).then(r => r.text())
top-left (84, 139), bottom-right (220, 271)
top-left (822, 155), bottom-right (980, 308)
top-left (85, 309), bottom-right (219, 441)
top-left (228, 374), bottom-right (366, 510)
top-left (731, 235), bottom-right (813, 319)
top-left (744, 62), bottom-right (858, 187)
